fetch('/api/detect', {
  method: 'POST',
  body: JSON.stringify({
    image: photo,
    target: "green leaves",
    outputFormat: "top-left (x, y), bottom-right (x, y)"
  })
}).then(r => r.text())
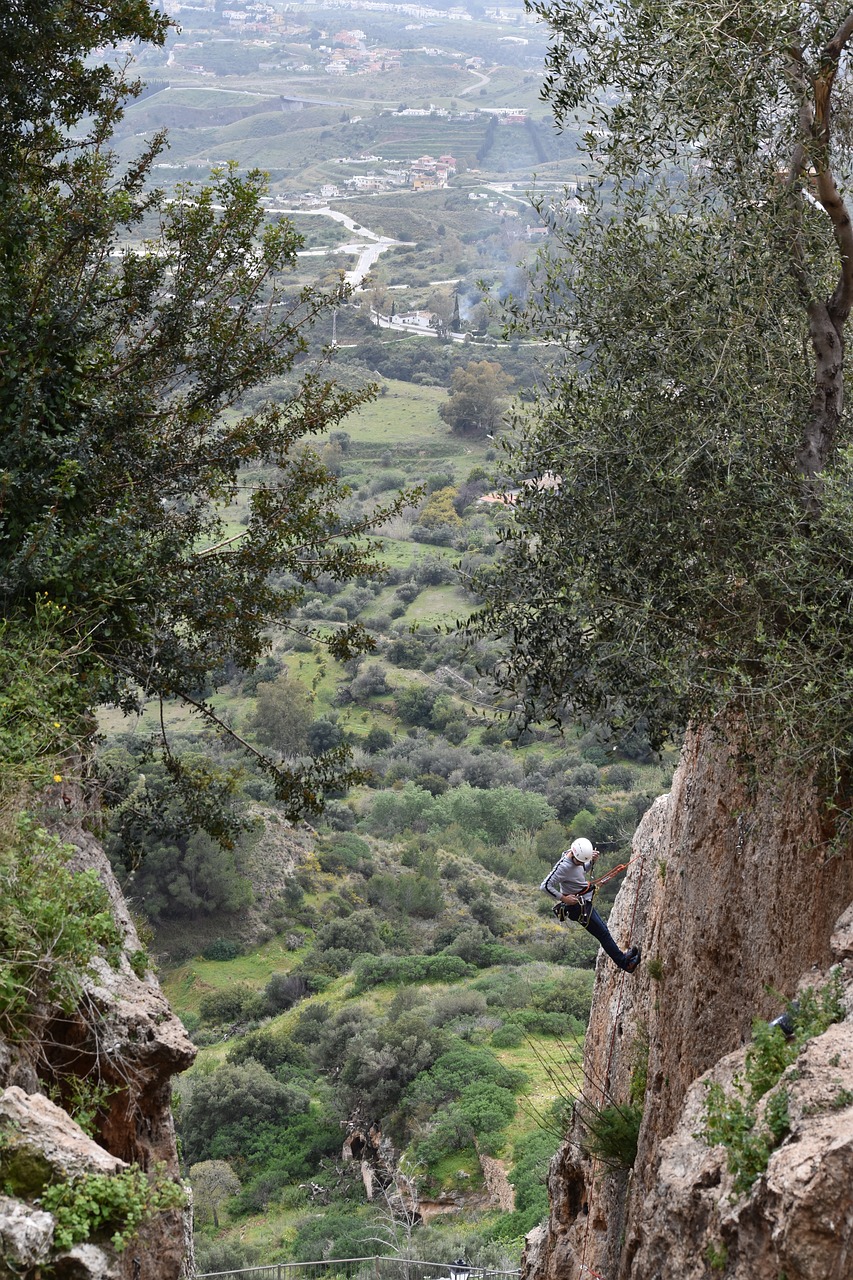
top-left (39, 1165), bottom-right (186, 1253)
top-left (0, 13), bottom-right (390, 820)
top-left (699, 972), bottom-right (843, 1195)
top-left (0, 818), bottom-right (124, 1040)
top-left (471, 2), bottom-right (853, 772)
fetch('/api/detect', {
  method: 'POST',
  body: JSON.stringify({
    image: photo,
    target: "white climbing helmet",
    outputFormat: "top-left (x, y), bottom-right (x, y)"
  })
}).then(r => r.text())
top-left (569, 837), bottom-right (595, 865)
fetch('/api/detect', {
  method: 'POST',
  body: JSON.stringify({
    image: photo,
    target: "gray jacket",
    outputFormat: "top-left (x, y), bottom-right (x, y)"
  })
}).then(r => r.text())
top-left (541, 853), bottom-right (594, 902)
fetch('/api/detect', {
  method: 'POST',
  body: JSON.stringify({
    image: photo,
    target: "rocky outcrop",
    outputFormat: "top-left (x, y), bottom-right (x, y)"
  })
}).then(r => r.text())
top-left (528, 722), bottom-right (853, 1280)
top-left (342, 1119), bottom-right (512, 1222)
top-left (0, 822), bottom-right (195, 1280)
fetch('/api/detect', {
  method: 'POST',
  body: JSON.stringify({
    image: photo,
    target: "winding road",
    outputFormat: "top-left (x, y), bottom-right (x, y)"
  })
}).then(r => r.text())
top-left (268, 204), bottom-right (411, 287)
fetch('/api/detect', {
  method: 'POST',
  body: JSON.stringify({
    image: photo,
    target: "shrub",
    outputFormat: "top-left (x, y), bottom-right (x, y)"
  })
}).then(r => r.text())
top-left (491, 1024), bottom-right (524, 1048)
top-left (241, 655), bottom-right (284, 696)
top-left (530, 972), bottom-right (595, 1021)
top-left (41, 1166), bottom-right (186, 1253)
top-left (0, 818), bottom-right (123, 1041)
top-left (316, 833), bottom-right (373, 874)
top-left (201, 938), bottom-right (242, 962)
top-left (307, 718), bottom-right (344, 755)
top-left (315, 909), bottom-right (382, 957)
top-left (179, 1060), bottom-right (310, 1163)
top-left (351, 953), bottom-right (474, 993)
top-left (581, 1102), bottom-right (642, 1169)
top-left (603, 764), bottom-right (637, 790)
top-left (700, 972), bottom-right (844, 1195)
top-left (197, 985), bottom-right (256, 1026)
top-left (364, 725), bottom-right (393, 753)
top-left (264, 973), bottom-right (309, 1014)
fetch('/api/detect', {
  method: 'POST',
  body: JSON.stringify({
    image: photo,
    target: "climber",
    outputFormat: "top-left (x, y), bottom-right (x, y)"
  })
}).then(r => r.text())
top-left (541, 838), bottom-right (641, 973)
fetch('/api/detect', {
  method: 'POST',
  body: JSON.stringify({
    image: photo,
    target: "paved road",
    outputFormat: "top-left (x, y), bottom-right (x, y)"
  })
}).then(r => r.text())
top-left (269, 205), bottom-right (411, 287)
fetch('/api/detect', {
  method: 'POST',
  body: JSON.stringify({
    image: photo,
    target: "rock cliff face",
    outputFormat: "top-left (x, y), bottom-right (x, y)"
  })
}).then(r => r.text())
top-left (527, 723), bottom-right (853, 1280)
top-left (0, 823), bottom-right (195, 1280)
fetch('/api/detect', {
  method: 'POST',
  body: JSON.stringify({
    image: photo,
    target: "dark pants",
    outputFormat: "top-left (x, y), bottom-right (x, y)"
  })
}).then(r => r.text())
top-left (568, 903), bottom-right (632, 969)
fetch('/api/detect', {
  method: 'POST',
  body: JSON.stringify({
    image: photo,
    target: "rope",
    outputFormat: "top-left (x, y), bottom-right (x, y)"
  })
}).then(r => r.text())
top-left (577, 849), bottom-right (648, 1280)
top-left (590, 849), bottom-right (646, 890)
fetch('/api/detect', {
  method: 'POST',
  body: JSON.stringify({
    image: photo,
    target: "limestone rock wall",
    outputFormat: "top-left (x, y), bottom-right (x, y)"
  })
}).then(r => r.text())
top-left (0, 822), bottom-right (195, 1280)
top-left (527, 723), bottom-right (853, 1280)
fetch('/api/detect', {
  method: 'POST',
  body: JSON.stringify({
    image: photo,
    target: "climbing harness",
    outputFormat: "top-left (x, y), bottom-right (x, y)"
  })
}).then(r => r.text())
top-left (551, 895), bottom-right (595, 926)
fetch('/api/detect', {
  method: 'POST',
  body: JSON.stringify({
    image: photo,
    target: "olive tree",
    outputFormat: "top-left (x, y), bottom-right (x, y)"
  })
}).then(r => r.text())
top-left (474, 2), bottom-right (853, 774)
top-left (0, 2), bottom-right (394, 815)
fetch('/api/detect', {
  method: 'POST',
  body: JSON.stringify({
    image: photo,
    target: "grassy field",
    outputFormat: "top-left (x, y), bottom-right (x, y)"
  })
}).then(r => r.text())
top-left (163, 938), bottom-right (310, 1016)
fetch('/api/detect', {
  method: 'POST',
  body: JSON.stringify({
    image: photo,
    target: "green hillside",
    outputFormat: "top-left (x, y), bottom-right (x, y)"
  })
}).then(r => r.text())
top-left (95, 332), bottom-right (673, 1272)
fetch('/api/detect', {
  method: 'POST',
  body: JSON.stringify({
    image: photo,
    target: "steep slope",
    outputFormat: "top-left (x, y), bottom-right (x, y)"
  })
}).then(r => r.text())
top-left (0, 819), bottom-right (195, 1279)
top-left (527, 722), bottom-right (853, 1280)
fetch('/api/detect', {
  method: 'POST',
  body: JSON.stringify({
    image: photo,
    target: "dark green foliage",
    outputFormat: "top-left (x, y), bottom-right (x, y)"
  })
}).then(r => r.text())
top-left (315, 833), bottom-right (373, 875)
top-left (235, 1112), bottom-right (343, 1213)
top-left (529, 972), bottom-right (595, 1021)
top-left (365, 871), bottom-right (445, 919)
top-left (240, 656), bottom-right (285, 696)
top-left (197, 986), bottom-right (257, 1027)
top-left (314, 909), bottom-right (383, 957)
top-left (307, 718), bottom-right (345, 756)
top-left (180, 1059), bottom-right (310, 1164)
top-left (290, 1208), bottom-right (380, 1263)
top-left (251, 674), bottom-right (315, 756)
top-left (472, 0), bottom-right (853, 779)
top-left (395, 684), bottom-right (441, 727)
top-left (405, 1047), bottom-right (525, 1161)
top-left (0, 3), bottom-right (392, 827)
top-left (263, 973), bottom-right (309, 1015)
top-left (352, 953), bottom-right (475, 993)
top-left (404, 1047), bottom-right (524, 1115)
top-left (0, 610), bottom-right (91, 800)
top-left (581, 1103), bottom-right (642, 1170)
top-left (364, 725), bottom-right (393, 753)
top-left (227, 1027), bottom-right (308, 1073)
top-left (507, 1129), bottom-right (560, 1230)
top-left (366, 781), bottom-right (556, 843)
top-left (100, 747), bottom-right (254, 923)
top-left (201, 938), bottom-right (242, 962)
top-left (194, 1239), bottom-right (260, 1276)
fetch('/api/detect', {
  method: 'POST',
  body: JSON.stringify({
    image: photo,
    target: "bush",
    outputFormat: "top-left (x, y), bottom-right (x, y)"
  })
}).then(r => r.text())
top-left (0, 818), bottom-right (123, 1041)
top-left (315, 909), bottom-right (382, 957)
top-left (581, 1102), bottom-right (642, 1169)
top-left (316, 833), bottom-right (373, 874)
top-left (700, 972), bottom-right (844, 1195)
top-left (396, 684), bottom-right (440, 727)
top-left (227, 1029), bottom-right (309, 1076)
top-left (240, 655), bottom-right (284, 696)
top-left (179, 1060), bottom-right (310, 1163)
top-left (530, 971), bottom-right (595, 1021)
top-left (307, 718), bottom-right (344, 755)
top-left (201, 938), bottom-right (242, 962)
top-left (351, 953), bottom-right (474, 993)
top-left (197, 985), bottom-right (258, 1027)
top-left (604, 764), bottom-right (637, 790)
top-left (364, 725), bottom-right (393, 753)
top-left (491, 1024), bottom-right (524, 1048)
top-left (264, 973), bottom-right (309, 1014)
